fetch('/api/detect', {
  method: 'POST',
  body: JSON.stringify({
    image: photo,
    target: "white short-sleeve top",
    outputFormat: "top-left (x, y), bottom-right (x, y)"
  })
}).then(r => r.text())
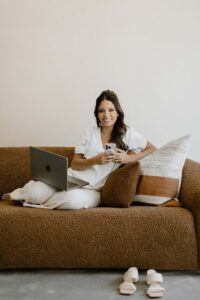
top-left (68, 126), bottom-right (147, 190)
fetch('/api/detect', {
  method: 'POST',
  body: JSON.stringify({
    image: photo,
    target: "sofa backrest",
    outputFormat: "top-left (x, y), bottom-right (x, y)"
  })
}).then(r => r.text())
top-left (0, 147), bottom-right (74, 197)
top-left (0, 146), bottom-right (198, 203)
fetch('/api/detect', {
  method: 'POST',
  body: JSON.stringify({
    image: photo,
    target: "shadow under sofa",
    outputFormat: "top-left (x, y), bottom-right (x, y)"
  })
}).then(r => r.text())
top-left (0, 147), bottom-right (200, 270)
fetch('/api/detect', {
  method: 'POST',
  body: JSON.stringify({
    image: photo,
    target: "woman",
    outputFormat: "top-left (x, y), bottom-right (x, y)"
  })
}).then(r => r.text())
top-left (4, 90), bottom-right (156, 209)
top-left (55, 90), bottom-right (155, 209)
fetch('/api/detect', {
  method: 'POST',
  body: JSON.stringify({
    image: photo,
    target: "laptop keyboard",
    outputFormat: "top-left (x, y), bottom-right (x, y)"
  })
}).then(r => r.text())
top-left (67, 181), bottom-right (78, 189)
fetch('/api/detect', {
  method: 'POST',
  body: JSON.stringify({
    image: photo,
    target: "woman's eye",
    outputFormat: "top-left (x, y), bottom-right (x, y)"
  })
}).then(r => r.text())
top-left (98, 109), bottom-right (115, 113)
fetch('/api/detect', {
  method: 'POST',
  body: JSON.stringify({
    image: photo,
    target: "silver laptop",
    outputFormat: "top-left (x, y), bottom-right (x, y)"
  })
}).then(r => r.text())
top-left (30, 147), bottom-right (89, 191)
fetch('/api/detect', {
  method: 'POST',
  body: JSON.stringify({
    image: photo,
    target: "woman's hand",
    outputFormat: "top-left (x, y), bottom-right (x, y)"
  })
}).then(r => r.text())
top-left (110, 142), bottom-right (157, 164)
top-left (110, 149), bottom-right (134, 164)
top-left (93, 152), bottom-right (113, 165)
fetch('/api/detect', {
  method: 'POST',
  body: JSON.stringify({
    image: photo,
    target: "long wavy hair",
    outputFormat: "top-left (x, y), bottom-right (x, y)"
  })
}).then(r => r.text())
top-left (94, 90), bottom-right (128, 150)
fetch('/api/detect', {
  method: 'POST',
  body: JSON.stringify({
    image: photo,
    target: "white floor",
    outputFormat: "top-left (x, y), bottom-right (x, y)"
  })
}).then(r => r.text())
top-left (0, 269), bottom-right (200, 300)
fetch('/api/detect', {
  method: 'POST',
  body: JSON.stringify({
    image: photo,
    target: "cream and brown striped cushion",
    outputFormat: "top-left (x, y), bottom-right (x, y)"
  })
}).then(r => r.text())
top-left (135, 135), bottom-right (191, 205)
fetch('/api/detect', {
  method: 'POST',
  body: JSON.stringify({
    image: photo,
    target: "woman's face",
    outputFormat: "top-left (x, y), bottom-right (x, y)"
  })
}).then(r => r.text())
top-left (98, 100), bottom-right (119, 128)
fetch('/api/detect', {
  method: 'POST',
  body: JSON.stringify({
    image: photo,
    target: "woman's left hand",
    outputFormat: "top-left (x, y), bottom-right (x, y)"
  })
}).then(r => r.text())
top-left (110, 148), bottom-right (130, 164)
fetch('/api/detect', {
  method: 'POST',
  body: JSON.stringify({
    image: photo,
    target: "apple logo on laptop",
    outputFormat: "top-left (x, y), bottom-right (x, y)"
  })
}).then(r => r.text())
top-left (46, 165), bottom-right (51, 172)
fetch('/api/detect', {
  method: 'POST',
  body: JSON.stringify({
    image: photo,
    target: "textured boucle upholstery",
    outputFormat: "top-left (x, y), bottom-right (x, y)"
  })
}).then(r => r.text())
top-left (0, 201), bottom-right (198, 270)
top-left (179, 159), bottom-right (200, 266)
top-left (0, 147), bottom-right (200, 270)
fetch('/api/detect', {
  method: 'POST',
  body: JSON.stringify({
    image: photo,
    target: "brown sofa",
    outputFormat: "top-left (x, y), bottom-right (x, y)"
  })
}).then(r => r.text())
top-left (0, 147), bottom-right (200, 270)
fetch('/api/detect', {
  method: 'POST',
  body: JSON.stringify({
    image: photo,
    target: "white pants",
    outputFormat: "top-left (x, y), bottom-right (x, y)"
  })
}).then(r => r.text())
top-left (10, 180), bottom-right (101, 210)
top-left (47, 188), bottom-right (101, 210)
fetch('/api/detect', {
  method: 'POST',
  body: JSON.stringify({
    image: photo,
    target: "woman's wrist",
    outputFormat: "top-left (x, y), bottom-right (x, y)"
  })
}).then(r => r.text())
top-left (125, 152), bottom-right (137, 164)
top-left (89, 156), bottom-right (98, 167)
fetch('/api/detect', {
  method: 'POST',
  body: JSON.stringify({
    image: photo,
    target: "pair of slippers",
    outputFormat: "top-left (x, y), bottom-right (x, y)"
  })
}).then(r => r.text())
top-left (119, 267), bottom-right (165, 298)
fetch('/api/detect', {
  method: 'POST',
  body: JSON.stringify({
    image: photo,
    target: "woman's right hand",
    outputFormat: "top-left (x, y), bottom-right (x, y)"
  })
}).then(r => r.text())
top-left (71, 152), bottom-right (112, 170)
top-left (93, 152), bottom-right (112, 165)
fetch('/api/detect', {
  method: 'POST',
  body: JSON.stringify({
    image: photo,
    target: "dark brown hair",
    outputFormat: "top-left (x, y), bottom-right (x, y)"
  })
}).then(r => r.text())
top-left (94, 90), bottom-right (128, 150)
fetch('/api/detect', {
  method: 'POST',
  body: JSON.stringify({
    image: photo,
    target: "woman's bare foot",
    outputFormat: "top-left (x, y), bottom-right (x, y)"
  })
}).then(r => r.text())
top-left (2, 193), bottom-right (11, 200)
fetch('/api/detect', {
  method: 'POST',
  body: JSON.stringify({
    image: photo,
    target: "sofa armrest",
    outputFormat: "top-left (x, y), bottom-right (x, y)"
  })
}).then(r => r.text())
top-left (179, 159), bottom-right (200, 210)
top-left (0, 147), bottom-right (74, 198)
top-left (179, 158), bottom-right (200, 268)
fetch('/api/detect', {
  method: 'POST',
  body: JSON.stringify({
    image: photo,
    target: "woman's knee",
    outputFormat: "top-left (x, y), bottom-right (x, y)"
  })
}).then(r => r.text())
top-left (10, 180), bottom-right (56, 205)
top-left (57, 189), bottom-right (100, 210)
top-left (57, 189), bottom-right (86, 210)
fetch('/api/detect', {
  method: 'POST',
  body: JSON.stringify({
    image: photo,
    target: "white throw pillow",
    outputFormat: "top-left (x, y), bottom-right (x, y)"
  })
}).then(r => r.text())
top-left (135, 135), bottom-right (191, 205)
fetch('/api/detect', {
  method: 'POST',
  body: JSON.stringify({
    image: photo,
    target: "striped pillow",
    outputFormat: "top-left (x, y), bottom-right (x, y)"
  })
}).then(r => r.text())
top-left (135, 135), bottom-right (191, 205)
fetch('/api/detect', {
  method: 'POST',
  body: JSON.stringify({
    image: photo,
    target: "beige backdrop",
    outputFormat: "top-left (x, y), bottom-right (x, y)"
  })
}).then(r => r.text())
top-left (0, 0), bottom-right (200, 161)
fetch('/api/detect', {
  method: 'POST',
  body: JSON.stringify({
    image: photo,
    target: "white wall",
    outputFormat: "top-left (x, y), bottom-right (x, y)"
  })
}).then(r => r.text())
top-left (0, 0), bottom-right (200, 161)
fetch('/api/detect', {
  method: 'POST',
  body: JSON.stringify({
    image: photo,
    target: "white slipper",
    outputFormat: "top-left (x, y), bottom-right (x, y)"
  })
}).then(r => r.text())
top-left (147, 269), bottom-right (157, 284)
top-left (119, 267), bottom-right (138, 295)
top-left (146, 269), bottom-right (165, 298)
top-left (123, 267), bottom-right (139, 283)
top-left (119, 281), bottom-right (136, 295)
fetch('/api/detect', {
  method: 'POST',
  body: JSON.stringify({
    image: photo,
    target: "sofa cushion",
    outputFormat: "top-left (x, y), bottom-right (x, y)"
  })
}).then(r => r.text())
top-left (135, 135), bottom-right (191, 205)
top-left (0, 200), bottom-right (198, 270)
top-left (100, 162), bottom-right (140, 208)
